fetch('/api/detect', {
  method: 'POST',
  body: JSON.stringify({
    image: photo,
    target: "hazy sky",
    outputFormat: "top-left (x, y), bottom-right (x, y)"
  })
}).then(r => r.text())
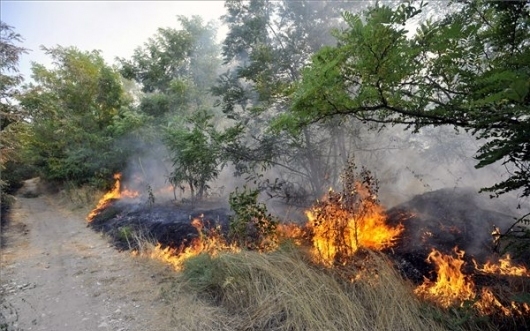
top-left (1, 1), bottom-right (227, 83)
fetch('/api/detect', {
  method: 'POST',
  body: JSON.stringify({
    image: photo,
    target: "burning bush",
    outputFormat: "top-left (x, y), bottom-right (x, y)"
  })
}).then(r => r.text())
top-left (306, 160), bottom-right (403, 266)
top-left (86, 166), bottom-right (530, 330)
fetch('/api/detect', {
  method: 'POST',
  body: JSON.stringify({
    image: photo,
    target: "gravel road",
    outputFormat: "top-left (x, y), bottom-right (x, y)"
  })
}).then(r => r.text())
top-left (1, 195), bottom-right (175, 331)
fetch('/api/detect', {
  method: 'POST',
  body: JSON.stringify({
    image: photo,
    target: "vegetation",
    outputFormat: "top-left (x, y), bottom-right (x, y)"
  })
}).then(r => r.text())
top-left (18, 46), bottom-right (135, 187)
top-left (284, 0), bottom-right (530, 198)
top-left (174, 248), bottom-right (452, 331)
top-left (0, 22), bottom-right (31, 216)
top-left (2, 1), bottom-right (530, 329)
top-left (164, 110), bottom-right (224, 200)
top-left (228, 186), bottom-right (278, 250)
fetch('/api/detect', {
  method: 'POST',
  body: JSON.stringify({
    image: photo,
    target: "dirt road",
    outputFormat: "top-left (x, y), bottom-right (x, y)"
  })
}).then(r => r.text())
top-left (1, 195), bottom-right (176, 331)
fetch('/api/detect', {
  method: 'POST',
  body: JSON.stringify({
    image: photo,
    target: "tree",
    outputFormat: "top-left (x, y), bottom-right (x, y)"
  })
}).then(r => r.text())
top-left (214, 0), bottom-right (367, 200)
top-left (286, 1), bottom-right (530, 198)
top-left (119, 16), bottom-right (220, 121)
top-left (0, 22), bottom-right (27, 170)
top-left (164, 110), bottom-right (236, 200)
top-left (19, 46), bottom-right (134, 186)
top-left (0, 22), bottom-right (31, 213)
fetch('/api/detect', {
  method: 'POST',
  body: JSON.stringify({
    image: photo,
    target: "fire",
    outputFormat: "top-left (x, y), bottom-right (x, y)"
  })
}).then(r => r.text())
top-left (87, 173), bottom-right (140, 221)
top-left (276, 223), bottom-right (305, 245)
top-left (306, 183), bottom-right (403, 266)
top-left (415, 247), bottom-right (530, 317)
top-left (475, 255), bottom-right (530, 277)
top-left (414, 247), bottom-right (475, 308)
top-left (142, 218), bottom-right (239, 270)
top-left (475, 287), bottom-right (511, 316)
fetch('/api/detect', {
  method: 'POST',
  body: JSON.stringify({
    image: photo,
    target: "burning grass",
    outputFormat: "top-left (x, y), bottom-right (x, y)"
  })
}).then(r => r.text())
top-left (87, 167), bottom-right (530, 330)
top-left (135, 218), bottom-right (239, 271)
top-left (86, 173), bottom-right (140, 221)
top-left (176, 247), bottom-right (449, 331)
top-left (415, 247), bottom-right (530, 328)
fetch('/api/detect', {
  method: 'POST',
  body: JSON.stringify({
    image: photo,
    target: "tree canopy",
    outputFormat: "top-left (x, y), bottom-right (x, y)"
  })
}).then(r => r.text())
top-left (19, 46), bottom-right (134, 186)
top-left (3, 0), bottom-right (529, 207)
top-left (284, 0), bottom-right (530, 198)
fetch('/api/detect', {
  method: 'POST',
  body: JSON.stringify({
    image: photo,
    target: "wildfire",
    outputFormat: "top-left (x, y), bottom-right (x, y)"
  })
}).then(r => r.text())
top-left (142, 218), bottom-right (239, 271)
top-left (414, 247), bottom-right (475, 308)
top-left (474, 255), bottom-right (530, 277)
top-left (306, 183), bottom-right (403, 266)
top-left (87, 173), bottom-right (140, 221)
top-left (415, 247), bottom-right (530, 316)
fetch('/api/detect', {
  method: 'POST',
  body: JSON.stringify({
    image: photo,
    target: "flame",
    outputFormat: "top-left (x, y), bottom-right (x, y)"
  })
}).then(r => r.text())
top-left (475, 287), bottom-right (512, 316)
top-left (415, 247), bottom-right (530, 316)
top-left (276, 223), bottom-right (305, 245)
top-left (475, 255), bottom-right (530, 277)
top-left (414, 247), bottom-right (475, 308)
top-left (87, 173), bottom-right (139, 221)
top-left (142, 218), bottom-right (239, 270)
top-left (306, 183), bottom-right (403, 266)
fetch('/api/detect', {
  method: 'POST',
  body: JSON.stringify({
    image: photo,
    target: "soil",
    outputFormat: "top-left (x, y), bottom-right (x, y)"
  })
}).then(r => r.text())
top-left (0, 193), bottom-right (177, 331)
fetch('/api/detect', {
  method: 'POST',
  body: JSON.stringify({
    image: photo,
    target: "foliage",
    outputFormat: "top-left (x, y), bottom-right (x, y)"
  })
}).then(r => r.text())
top-left (287, 0), bottom-right (530, 198)
top-left (214, 0), bottom-right (367, 199)
top-left (119, 16), bottom-right (220, 121)
top-left (119, 16), bottom-right (225, 194)
top-left (0, 21), bottom-right (25, 157)
top-left (18, 46), bottom-right (136, 187)
top-left (228, 186), bottom-right (279, 250)
top-left (0, 22), bottom-right (30, 214)
top-left (164, 110), bottom-right (224, 200)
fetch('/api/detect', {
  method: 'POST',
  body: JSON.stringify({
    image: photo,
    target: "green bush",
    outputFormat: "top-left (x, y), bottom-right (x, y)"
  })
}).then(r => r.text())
top-left (228, 186), bottom-right (279, 250)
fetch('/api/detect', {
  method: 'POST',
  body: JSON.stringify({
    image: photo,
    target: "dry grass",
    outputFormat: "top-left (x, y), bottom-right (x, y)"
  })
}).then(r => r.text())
top-left (55, 184), bottom-right (101, 213)
top-left (167, 245), bottom-right (452, 331)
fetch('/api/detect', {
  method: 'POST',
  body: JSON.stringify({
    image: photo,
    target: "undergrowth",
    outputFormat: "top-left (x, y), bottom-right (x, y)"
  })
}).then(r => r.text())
top-left (175, 246), bottom-right (454, 331)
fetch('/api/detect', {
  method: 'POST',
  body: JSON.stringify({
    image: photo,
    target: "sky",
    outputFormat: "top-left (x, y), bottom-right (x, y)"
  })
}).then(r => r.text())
top-left (1, 1), bottom-right (227, 83)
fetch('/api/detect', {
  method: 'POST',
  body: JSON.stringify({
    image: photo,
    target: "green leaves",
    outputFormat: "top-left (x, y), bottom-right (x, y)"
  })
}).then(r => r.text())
top-left (228, 186), bottom-right (278, 250)
top-left (164, 110), bottom-right (224, 200)
top-left (18, 46), bottom-right (130, 186)
top-left (288, 0), bottom-right (530, 197)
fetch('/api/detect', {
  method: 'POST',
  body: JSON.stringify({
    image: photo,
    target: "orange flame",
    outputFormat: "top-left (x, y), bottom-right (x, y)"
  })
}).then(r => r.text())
top-left (142, 218), bottom-right (239, 270)
top-left (306, 183), bottom-right (403, 266)
top-left (475, 255), bottom-right (530, 277)
top-left (475, 287), bottom-right (512, 316)
top-left (87, 173), bottom-right (139, 221)
top-left (414, 247), bottom-right (475, 308)
top-left (415, 248), bottom-right (530, 316)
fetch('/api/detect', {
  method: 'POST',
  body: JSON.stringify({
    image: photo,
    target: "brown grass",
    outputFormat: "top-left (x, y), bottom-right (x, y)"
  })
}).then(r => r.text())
top-left (165, 245), bottom-right (452, 331)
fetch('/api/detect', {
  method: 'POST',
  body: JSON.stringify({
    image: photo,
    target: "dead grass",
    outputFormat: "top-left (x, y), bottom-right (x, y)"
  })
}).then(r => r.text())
top-left (56, 184), bottom-right (101, 213)
top-left (164, 245), bottom-right (452, 331)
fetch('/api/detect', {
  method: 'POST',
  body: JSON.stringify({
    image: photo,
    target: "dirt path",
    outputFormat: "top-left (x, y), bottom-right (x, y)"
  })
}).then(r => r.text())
top-left (1, 195), bottom-right (176, 331)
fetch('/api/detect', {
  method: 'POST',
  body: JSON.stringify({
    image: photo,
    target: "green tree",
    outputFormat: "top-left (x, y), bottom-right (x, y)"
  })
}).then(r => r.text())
top-left (118, 16), bottom-right (227, 196)
top-left (214, 0), bottom-right (366, 200)
top-left (287, 1), bottom-right (530, 198)
top-left (119, 16), bottom-right (220, 121)
top-left (165, 110), bottom-right (229, 200)
top-left (19, 46), bottom-right (134, 186)
top-left (0, 22), bottom-right (31, 213)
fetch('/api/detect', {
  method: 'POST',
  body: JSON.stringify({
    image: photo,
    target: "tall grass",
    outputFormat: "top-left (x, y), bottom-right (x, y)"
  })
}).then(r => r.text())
top-left (173, 245), bottom-right (452, 331)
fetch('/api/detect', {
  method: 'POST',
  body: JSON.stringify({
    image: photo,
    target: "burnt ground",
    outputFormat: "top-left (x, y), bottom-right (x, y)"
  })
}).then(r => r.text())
top-left (77, 186), bottom-right (530, 328)
top-left (386, 188), bottom-right (528, 263)
top-left (88, 199), bottom-right (231, 250)
top-left (89, 187), bottom-right (528, 268)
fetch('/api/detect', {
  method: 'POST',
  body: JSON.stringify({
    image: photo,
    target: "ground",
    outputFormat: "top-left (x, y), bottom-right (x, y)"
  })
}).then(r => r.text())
top-left (0, 193), bottom-right (177, 331)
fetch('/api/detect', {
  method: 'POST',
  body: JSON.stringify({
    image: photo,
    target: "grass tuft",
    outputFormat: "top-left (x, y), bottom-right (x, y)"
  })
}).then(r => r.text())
top-left (178, 247), bottom-right (451, 331)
